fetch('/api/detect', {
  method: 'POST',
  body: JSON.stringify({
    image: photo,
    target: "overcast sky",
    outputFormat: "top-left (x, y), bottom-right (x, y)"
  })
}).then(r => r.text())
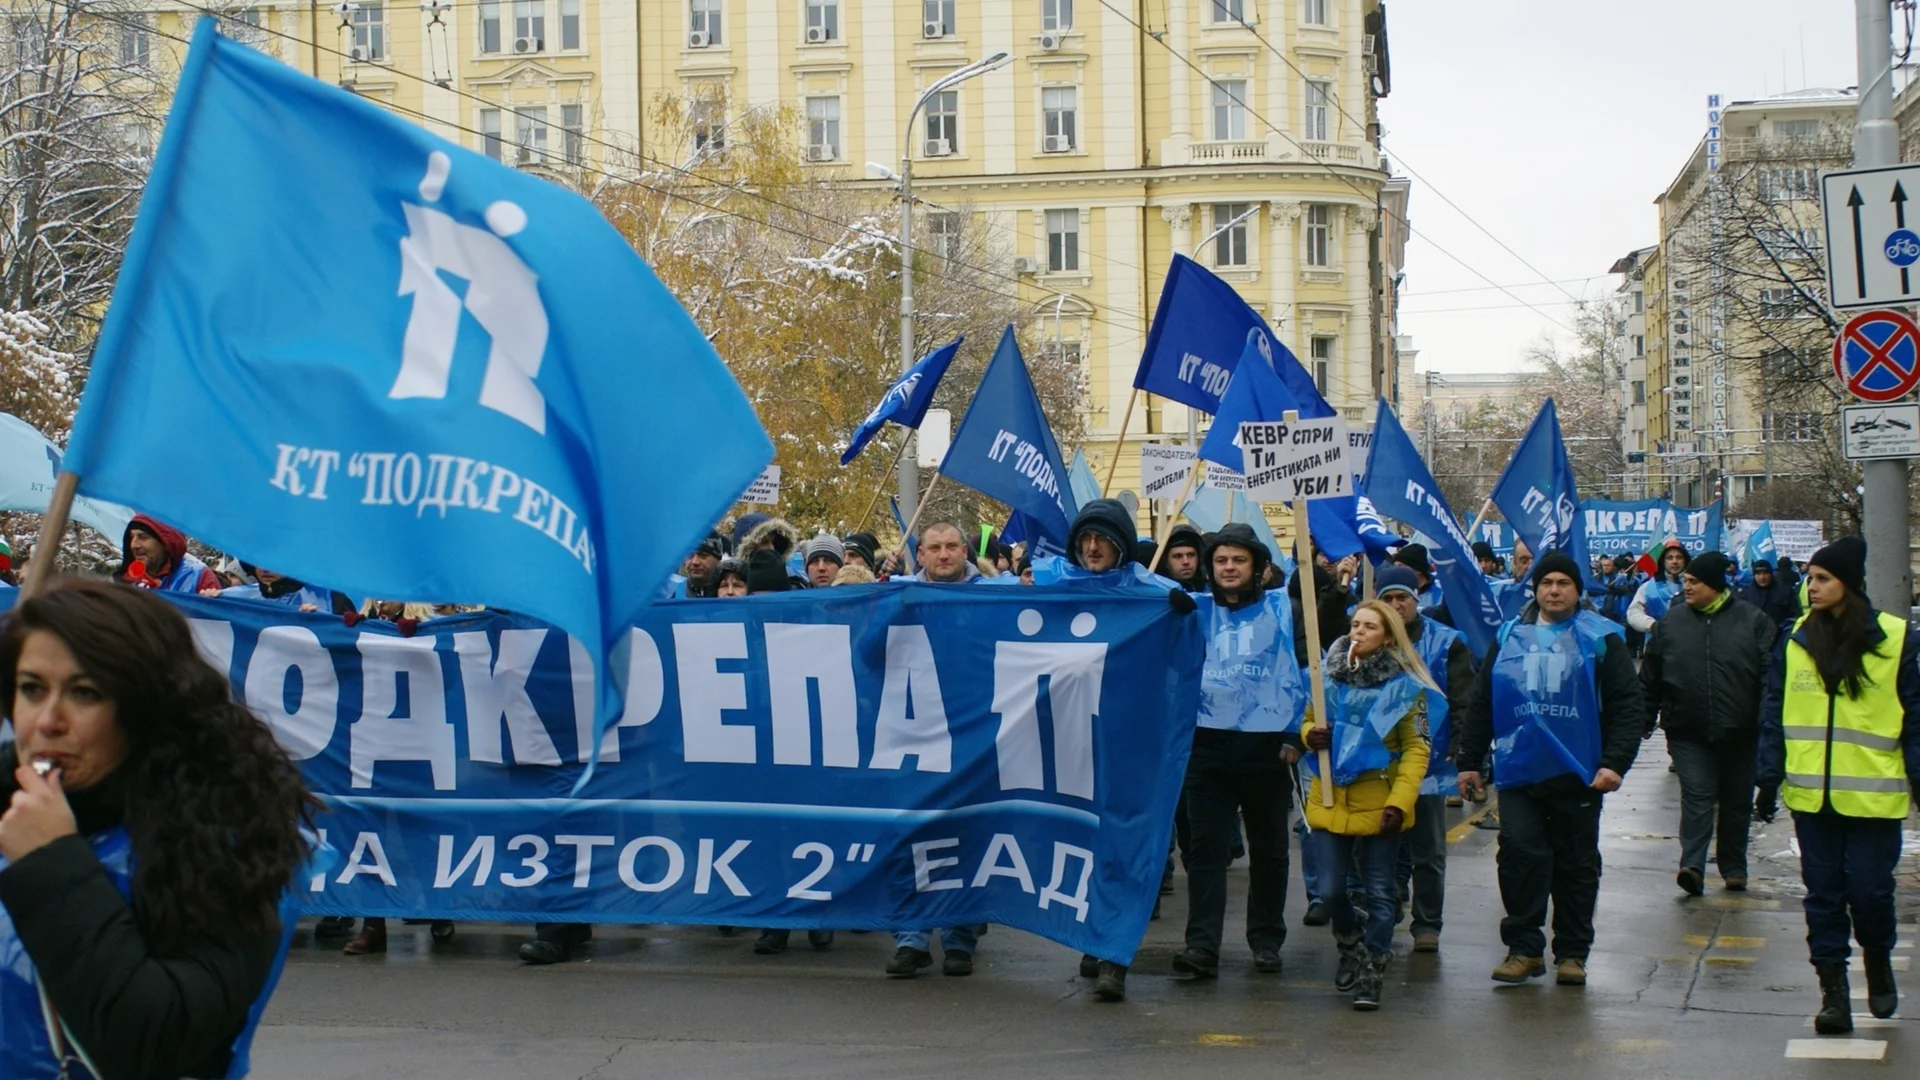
top-left (1384, 0), bottom-right (1864, 374)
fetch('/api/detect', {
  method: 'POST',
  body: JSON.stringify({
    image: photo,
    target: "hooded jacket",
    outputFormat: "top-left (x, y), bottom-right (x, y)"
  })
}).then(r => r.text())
top-left (1204, 523), bottom-right (1270, 610)
top-left (1627, 539), bottom-right (1689, 632)
top-left (117, 515), bottom-right (221, 594)
top-left (1164, 523), bottom-right (1208, 591)
top-left (1067, 499), bottom-right (1135, 568)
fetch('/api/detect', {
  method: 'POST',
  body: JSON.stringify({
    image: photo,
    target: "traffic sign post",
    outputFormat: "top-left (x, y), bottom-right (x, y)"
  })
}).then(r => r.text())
top-left (1821, 163), bottom-right (1920, 309)
top-left (1842, 402), bottom-right (1920, 460)
top-left (1832, 309), bottom-right (1920, 402)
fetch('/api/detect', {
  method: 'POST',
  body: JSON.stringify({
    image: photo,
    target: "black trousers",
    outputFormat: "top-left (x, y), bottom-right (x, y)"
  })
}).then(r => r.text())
top-left (1182, 728), bottom-right (1292, 959)
top-left (1793, 809), bottom-right (1903, 965)
top-left (1496, 781), bottom-right (1603, 962)
top-left (1669, 734), bottom-right (1756, 880)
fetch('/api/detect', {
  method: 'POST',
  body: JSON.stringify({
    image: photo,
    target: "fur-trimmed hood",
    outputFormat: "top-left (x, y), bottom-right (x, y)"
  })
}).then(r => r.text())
top-left (739, 516), bottom-right (800, 557)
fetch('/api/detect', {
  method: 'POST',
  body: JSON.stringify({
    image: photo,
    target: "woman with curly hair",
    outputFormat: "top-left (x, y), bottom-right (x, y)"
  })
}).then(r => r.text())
top-left (0, 578), bottom-right (316, 1079)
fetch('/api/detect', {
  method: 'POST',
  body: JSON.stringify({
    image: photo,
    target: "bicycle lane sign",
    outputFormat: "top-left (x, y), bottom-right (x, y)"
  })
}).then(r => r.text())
top-left (1832, 308), bottom-right (1920, 403)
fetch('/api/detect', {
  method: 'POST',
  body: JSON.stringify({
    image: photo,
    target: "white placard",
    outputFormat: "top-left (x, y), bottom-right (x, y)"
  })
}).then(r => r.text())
top-left (1820, 162), bottom-right (1920, 309)
top-left (916, 409), bottom-right (951, 468)
top-left (1770, 520), bottom-right (1826, 563)
top-left (1842, 402), bottom-right (1920, 460)
top-left (1140, 443), bottom-right (1196, 501)
top-left (741, 464), bottom-right (782, 505)
top-left (1346, 422), bottom-right (1373, 475)
top-left (1237, 417), bottom-right (1351, 502)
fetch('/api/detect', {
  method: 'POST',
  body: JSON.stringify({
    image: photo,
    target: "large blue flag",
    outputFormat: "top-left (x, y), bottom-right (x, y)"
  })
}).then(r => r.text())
top-left (839, 337), bottom-right (961, 465)
top-left (941, 327), bottom-right (1075, 555)
top-left (1674, 499), bottom-right (1727, 556)
top-left (1488, 398), bottom-right (1588, 562)
top-left (61, 22), bottom-right (771, 734)
top-left (1363, 400), bottom-right (1503, 656)
top-left (1134, 254), bottom-right (1261, 414)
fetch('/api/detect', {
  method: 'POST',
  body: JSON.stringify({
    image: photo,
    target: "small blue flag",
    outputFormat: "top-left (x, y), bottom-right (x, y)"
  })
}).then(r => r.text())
top-left (1744, 520), bottom-right (1777, 566)
top-left (62, 21), bottom-right (772, 748)
top-left (840, 337), bottom-right (961, 465)
top-left (1067, 447), bottom-right (1103, 509)
top-left (941, 327), bottom-right (1076, 555)
top-left (0, 412), bottom-right (134, 541)
top-left (1363, 400), bottom-right (1503, 656)
top-left (1674, 499), bottom-right (1727, 556)
top-left (1489, 398), bottom-right (1589, 562)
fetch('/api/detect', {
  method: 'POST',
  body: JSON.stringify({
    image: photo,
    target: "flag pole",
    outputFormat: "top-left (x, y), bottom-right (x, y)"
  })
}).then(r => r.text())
top-left (1147, 458), bottom-right (1205, 573)
top-left (21, 473), bottom-right (78, 600)
top-left (855, 429), bottom-right (914, 535)
top-left (1101, 388), bottom-right (1141, 496)
top-left (1281, 411), bottom-right (1334, 808)
top-left (897, 472), bottom-right (942, 575)
top-left (1465, 498), bottom-right (1495, 538)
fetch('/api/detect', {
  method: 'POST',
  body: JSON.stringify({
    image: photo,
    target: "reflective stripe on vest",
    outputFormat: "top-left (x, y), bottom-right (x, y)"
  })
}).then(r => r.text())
top-left (1780, 610), bottom-right (1911, 819)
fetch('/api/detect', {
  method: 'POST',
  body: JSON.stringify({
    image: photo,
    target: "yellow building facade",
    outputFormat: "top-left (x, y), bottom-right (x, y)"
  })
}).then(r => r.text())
top-left (115, 1), bottom-right (1395, 531)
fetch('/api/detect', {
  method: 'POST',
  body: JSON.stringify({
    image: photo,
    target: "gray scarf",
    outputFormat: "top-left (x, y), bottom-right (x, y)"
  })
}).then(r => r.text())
top-left (1325, 636), bottom-right (1406, 689)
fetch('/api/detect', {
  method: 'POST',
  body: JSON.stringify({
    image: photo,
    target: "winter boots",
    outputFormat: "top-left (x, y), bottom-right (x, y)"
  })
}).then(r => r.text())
top-left (1814, 962), bottom-right (1853, 1035)
top-left (1863, 952), bottom-right (1900, 1020)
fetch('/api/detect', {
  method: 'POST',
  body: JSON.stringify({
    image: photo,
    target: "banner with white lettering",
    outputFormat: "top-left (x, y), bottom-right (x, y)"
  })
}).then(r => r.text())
top-left (142, 587), bottom-right (1204, 963)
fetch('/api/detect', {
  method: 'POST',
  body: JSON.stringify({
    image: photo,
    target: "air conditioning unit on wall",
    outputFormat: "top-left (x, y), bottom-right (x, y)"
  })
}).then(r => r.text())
top-left (1038, 32), bottom-right (1062, 51)
top-left (923, 22), bottom-right (945, 39)
top-left (924, 138), bottom-right (951, 157)
top-left (513, 36), bottom-right (542, 53)
top-left (687, 30), bottom-right (710, 48)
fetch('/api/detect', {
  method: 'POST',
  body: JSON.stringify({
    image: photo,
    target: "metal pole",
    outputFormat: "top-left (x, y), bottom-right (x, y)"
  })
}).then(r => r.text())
top-left (897, 153), bottom-right (919, 527)
top-left (1856, 0), bottom-right (1913, 610)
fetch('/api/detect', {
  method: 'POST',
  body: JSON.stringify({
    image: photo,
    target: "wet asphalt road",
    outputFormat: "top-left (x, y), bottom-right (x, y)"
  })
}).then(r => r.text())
top-left (252, 731), bottom-right (1918, 1079)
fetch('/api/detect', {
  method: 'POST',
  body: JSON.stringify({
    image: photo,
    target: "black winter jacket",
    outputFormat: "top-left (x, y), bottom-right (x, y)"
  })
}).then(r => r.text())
top-left (0, 748), bottom-right (279, 1080)
top-left (1455, 610), bottom-right (1646, 792)
top-left (1640, 593), bottom-right (1776, 743)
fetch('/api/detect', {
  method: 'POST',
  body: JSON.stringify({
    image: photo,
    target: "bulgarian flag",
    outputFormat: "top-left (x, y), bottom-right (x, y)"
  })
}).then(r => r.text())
top-left (1635, 535), bottom-right (1676, 576)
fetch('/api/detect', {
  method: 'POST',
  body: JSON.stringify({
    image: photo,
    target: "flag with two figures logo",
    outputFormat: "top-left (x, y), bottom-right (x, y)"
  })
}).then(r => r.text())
top-left (62, 20), bottom-right (772, 741)
top-left (1488, 398), bottom-right (1588, 563)
top-left (840, 337), bottom-right (961, 464)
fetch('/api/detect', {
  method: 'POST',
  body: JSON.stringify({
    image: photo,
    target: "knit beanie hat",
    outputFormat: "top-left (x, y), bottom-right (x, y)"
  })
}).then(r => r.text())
top-left (1375, 564), bottom-right (1422, 599)
top-left (1530, 549), bottom-right (1584, 591)
top-left (842, 532), bottom-right (879, 567)
top-left (801, 534), bottom-right (845, 568)
top-left (1683, 550), bottom-right (1730, 593)
top-left (1394, 543), bottom-right (1433, 574)
top-left (1471, 540), bottom-right (1496, 562)
top-left (746, 548), bottom-right (793, 593)
top-left (1807, 536), bottom-right (1868, 599)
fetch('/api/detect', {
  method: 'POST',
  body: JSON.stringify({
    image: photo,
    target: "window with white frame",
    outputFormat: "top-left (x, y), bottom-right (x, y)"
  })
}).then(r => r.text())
top-left (512, 0), bottom-right (544, 48)
top-left (923, 0), bottom-right (955, 36)
top-left (1046, 209), bottom-right (1080, 272)
top-left (806, 0), bottom-right (839, 41)
top-left (691, 0), bottom-right (723, 45)
top-left (1211, 80), bottom-right (1246, 140)
top-left (1043, 0), bottom-right (1072, 31)
top-left (1632, 334), bottom-right (1644, 357)
top-left (1311, 336), bottom-right (1334, 394)
top-left (1209, 0), bottom-right (1244, 23)
top-left (352, 3), bottom-right (386, 61)
top-left (1042, 86), bottom-right (1077, 151)
top-left (480, 108), bottom-right (503, 161)
top-left (1304, 80), bottom-right (1331, 140)
top-left (479, 0), bottom-right (502, 52)
top-left (1756, 166), bottom-right (1817, 202)
top-left (225, 9), bottom-right (263, 45)
top-left (1758, 286), bottom-right (1810, 319)
top-left (924, 89), bottom-right (958, 154)
top-left (120, 15), bottom-right (150, 66)
top-left (1211, 203), bottom-right (1251, 267)
top-left (562, 103), bottom-right (584, 164)
top-left (560, 0), bottom-right (581, 49)
top-left (1774, 118), bottom-right (1819, 139)
top-left (1302, 0), bottom-right (1328, 24)
top-left (929, 212), bottom-right (960, 261)
top-left (806, 96), bottom-right (840, 158)
top-left (1763, 412), bottom-right (1822, 442)
top-left (515, 106), bottom-right (549, 164)
top-left (691, 95), bottom-right (726, 151)
top-left (1304, 205), bottom-right (1331, 266)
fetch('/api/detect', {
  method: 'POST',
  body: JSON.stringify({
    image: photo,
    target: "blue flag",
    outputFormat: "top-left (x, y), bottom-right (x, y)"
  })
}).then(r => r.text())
top-left (61, 22), bottom-right (771, 739)
top-left (1134, 255), bottom-right (1262, 414)
top-left (1488, 399), bottom-right (1588, 562)
top-left (1744, 520), bottom-right (1777, 566)
top-left (941, 327), bottom-right (1075, 555)
top-left (0, 412), bottom-right (134, 541)
top-left (1363, 400), bottom-right (1503, 656)
top-left (1673, 499), bottom-right (1726, 556)
top-left (840, 337), bottom-right (961, 465)
top-left (1067, 447), bottom-right (1103, 509)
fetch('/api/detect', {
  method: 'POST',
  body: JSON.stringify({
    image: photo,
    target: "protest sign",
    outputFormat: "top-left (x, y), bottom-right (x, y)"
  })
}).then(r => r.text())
top-left (1237, 417), bottom-right (1351, 503)
top-left (741, 465), bottom-right (782, 505)
top-left (1140, 444), bottom-right (1196, 502)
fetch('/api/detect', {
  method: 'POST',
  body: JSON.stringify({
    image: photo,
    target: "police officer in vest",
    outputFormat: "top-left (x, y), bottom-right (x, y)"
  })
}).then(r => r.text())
top-left (1756, 537), bottom-right (1920, 1035)
top-left (1376, 565), bottom-right (1476, 953)
top-left (1455, 550), bottom-right (1646, 987)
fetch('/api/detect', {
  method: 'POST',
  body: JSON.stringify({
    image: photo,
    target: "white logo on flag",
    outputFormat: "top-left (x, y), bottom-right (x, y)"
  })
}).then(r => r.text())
top-left (390, 151), bottom-right (550, 434)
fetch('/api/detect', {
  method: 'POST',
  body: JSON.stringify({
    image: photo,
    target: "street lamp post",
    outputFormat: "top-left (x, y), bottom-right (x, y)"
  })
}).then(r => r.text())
top-left (894, 51), bottom-right (1010, 528)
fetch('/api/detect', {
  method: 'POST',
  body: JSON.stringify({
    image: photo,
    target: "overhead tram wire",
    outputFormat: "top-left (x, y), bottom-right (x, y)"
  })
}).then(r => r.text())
top-left (1093, 0), bottom-right (1581, 337)
top-left (86, 9), bottom-right (1152, 357)
top-left (1210, 8), bottom-right (1588, 307)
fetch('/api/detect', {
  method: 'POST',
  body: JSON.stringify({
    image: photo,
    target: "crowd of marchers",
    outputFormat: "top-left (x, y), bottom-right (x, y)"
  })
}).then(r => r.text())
top-left (0, 504), bottom-right (1913, 1080)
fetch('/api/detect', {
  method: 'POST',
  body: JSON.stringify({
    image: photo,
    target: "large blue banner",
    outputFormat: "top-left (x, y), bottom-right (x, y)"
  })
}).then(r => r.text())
top-left (1580, 498), bottom-right (1725, 559)
top-left (130, 587), bottom-right (1202, 963)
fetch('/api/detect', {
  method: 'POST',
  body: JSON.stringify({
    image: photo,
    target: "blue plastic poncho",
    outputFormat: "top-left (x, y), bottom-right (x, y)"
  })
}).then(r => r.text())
top-left (1195, 591), bottom-right (1305, 733)
top-left (1488, 610), bottom-right (1616, 789)
top-left (1410, 616), bottom-right (1465, 794)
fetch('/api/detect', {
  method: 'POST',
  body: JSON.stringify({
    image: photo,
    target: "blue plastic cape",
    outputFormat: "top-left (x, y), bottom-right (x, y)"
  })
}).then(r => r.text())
top-left (1640, 578), bottom-right (1680, 622)
top-left (1306, 669), bottom-right (1444, 788)
top-left (1488, 611), bottom-right (1615, 789)
top-left (1195, 591), bottom-right (1305, 733)
top-left (1410, 618), bottom-right (1464, 794)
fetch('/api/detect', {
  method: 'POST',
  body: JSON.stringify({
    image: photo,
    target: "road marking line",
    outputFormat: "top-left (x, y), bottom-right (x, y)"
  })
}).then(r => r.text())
top-left (1705, 957), bottom-right (1756, 967)
top-left (1850, 956), bottom-right (1911, 972)
top-left (1683, 934), bottom-right (1768, 949)
top-left (1784, 1039), bottom-right (1886, 1061)
top-left (1446, 803), bottom-right (1495, 844)
top-left (1197, 1034), bottom-right (1258, 1047)
top-left (1699, 896), bottom-right (1782, 911)
top-left (1805, 1016), bottom-right (1904, 1029)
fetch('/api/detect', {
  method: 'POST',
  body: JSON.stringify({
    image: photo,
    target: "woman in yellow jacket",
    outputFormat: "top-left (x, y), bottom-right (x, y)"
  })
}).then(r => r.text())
top-left (1303, 599), bottom-right (1438, 1011)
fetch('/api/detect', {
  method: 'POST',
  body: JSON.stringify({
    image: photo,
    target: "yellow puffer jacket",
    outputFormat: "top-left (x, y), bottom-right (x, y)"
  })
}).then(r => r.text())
top-left (1304, 694), bottom-right (1431, 836)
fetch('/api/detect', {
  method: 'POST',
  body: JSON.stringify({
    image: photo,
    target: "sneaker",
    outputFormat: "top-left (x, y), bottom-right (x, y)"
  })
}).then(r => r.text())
top-left (1491, 954), bottom-right (1546, 983)
top-left (1334, 940), bottom-right (1367, 992)
top-left (807, 929), bottom-right (835, 951)
top-left (942, 951), bottom-right (974, 977)
top-left (1078, 953), bottom-right (1100, 978)
top-left (1094, 961), bottom-right (1128, 1002)
top-left (1722, 875), bottom-right (1748, 892)
top-left (1351, 957), bottom-right (1384, 1011)
top-left (1676, 867), bottom-right (1705, 897)
top-left (1171, 949), bottom-right (1219, 980)
top-left (1252, 947), bottom-right (1284, 974)
top-left (753, 930), bottom-right (788, 955)
top-left (885, 947), bottom-right (933, 977)
top-left (1302, 900), bottom-right (1330, 927)
top-left (1411, 930), bottom-right (1440, 953)
top-left (1556, 958), bottom-right (1587, 986)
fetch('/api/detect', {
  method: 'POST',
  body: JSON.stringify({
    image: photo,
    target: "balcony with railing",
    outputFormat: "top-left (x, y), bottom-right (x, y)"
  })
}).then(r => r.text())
top-left (1186, 139), bottom-right (1271, 164)
top-left (1180, 138), bottom-right (1376, 168)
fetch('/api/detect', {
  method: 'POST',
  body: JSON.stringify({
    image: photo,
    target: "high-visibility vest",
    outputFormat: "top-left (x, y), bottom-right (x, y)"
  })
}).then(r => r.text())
top-left (1780, 610), bottom-right (1912, 819)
